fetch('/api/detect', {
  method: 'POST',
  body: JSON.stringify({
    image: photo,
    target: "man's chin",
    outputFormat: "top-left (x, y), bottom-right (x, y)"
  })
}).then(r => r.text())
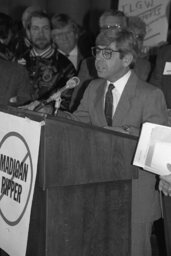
top-left (34, 42), bottom-right (50, 50)
top-left (97, 70), bottom-right (106, 79)
top-left (38, 45), bottom-right (49, 50)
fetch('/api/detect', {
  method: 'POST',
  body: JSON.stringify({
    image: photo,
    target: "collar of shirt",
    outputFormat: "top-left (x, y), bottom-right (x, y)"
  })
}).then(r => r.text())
top-left (57, 46), bottom-right (78, 69)
top-left (105, 70), bottom-right (132, 115)
top-left (31, 45), bottom-right (55, 58)
top-left (57, 49), bottom-right (68, 56)
top-left (69, 45), bottom-right (78, 56)
top-left (68, 46), bottom-right (78, 69)
top-left (107, 70), bottom-right (132, 94)
top-left (57, 46), bottom-right (78, 56)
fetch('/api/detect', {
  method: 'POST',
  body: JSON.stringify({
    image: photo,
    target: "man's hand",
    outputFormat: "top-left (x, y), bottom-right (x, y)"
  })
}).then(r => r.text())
top-left (159, 164), bottom-right (171, 196)
top-left (19, 100), bottom-right (40, 111)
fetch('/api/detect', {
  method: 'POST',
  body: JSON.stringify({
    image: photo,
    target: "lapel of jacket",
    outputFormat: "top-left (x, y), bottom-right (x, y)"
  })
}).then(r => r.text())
top-left (113, 71), bottom-right (138, 126)
top-left (77, 50), bottom-right (84, 71)
top-left (94, 79), bottom-right (108, 126)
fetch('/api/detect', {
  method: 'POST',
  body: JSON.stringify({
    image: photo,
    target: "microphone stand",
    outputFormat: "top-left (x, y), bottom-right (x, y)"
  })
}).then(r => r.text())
top-left (29, 76), bottom-right (80, 113)
top-left (34, 81), bottom-right (72, 112)
top-left (54, 97), bottom-right (62, 116)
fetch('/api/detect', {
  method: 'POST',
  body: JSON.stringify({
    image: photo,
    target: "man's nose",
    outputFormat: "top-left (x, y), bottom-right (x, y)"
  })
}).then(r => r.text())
top-left (38, 29), bottom-right (45, 36)
top-left (60, 33), bottom-right (69, 40)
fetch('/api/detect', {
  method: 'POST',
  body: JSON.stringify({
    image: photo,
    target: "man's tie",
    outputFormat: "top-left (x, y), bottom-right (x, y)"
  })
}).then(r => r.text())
top-left (105, 83), bottom-right (114, 126)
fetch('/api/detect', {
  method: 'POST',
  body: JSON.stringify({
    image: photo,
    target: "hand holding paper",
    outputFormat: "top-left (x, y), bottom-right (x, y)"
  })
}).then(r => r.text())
top-left (159, 164), bottom-right (171, 196)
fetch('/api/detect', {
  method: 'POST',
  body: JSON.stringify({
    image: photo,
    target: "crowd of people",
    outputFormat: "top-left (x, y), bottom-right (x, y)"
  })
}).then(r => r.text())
top-left (0, 4), bottom-right (171, 256)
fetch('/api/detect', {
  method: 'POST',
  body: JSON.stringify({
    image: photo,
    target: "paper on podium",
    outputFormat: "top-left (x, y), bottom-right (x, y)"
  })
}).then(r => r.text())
top-left (133, 122), bottom-right (171, 176)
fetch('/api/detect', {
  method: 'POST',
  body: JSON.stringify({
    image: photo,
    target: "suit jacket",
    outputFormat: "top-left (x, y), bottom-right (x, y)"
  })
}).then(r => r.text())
top-left (75, 48), bottom-right (84, 74)
top-left (66, 71), bottom-right (168, 223)
top-left (0, 58), bottom-right (32, 106)
top-left (150, 44), bottom-right (171, 108)
top-left (73, 71), bottom-right (167, 128)
top-left (70, 57), bottom-right (97, 111)
top-left (69, 45), bottom-right (90, 75)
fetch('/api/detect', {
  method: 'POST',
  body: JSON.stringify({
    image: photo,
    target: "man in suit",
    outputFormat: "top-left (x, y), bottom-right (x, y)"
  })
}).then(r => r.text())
top-left (70, 10), bottom-right (151, 112)
top-left (70, 10), bottom-right (128, 112)
top-left (158, 155), bottom-right (171, 256)
top-left (51, 13), bottom-right (91, 74)
top-left (55, 28), bottom-right (168, 256)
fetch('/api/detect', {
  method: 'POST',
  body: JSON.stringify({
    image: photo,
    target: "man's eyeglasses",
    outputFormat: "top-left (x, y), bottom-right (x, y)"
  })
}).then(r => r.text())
top-left (91, 46), bottom-right (120, 60)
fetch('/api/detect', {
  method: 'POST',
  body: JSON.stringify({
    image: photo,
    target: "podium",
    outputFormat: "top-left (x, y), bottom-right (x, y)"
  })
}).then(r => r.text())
top-left (0, 107), bottom-right (138, 256)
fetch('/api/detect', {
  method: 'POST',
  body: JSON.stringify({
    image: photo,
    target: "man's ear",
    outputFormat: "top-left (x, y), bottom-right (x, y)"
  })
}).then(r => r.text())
top-left (122, 53), bottom-right (133, 67)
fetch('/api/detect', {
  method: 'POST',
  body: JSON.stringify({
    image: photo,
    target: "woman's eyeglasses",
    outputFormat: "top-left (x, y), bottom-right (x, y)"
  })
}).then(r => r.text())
top-left (100, 24), bottom-right (122, 31)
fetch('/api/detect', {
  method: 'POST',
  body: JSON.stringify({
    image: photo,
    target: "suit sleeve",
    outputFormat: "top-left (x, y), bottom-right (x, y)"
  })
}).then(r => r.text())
top-left (142, 87), bottom-right (168, 125)
top-left (71, 84), bottom-right (92, 123)
top-left (57, 83), bottom-right (92, 123)
top-left (149, 48), bottom-right (165, 88)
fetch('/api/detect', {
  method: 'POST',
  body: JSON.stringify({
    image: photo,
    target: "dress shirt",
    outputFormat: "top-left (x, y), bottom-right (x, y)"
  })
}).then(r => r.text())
top-left (105, 70), bottom-right (132, 116)
top-left (68, 46), bottom-right (78, 69)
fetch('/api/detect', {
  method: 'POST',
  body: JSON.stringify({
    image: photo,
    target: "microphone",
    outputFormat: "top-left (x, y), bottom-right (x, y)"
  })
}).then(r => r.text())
top-left (47, 76), bottom-right (80, 103)
top-left (34, 76), bottom-right (80, 111)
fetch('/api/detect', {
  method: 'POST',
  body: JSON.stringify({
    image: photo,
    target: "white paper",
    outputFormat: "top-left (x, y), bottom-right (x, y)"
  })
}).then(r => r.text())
top-left (133, 122), bottom-right (171, 175)
top-left (151, 142), bottom-right (171, 174)
top-left (163, 62), bottom-right (171, 75)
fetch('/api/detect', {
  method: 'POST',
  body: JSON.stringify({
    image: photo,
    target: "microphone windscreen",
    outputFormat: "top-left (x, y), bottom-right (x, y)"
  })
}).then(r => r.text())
top-left (66, 76), bottom-right (80, 89)
top-left (46, 77), bottom-right (80, 103)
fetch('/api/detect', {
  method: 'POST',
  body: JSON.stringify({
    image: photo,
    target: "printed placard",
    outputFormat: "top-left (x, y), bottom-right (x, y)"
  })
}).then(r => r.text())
top-left (0, 112), bottom-right (41, 256)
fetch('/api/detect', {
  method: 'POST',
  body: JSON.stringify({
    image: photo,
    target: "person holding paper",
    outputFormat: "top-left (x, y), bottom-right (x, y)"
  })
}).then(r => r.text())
top-left (158, 167), bottom-right (171, 256)
top-left (159, 166), bottom-right (171, 196)
top-left (54, 28), bottom-right (168, 256)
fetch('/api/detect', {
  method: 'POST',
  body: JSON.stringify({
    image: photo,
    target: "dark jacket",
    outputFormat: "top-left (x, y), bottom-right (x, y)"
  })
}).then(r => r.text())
top-left (17, 47), bottom-right (76, 111)
top-left (0, 58), bottom-right (31, 106)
